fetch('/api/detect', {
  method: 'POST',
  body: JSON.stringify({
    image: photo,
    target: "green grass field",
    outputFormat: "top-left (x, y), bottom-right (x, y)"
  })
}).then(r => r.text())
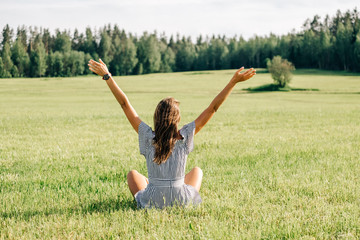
top-left (0, 69), bottom-right (359, 239)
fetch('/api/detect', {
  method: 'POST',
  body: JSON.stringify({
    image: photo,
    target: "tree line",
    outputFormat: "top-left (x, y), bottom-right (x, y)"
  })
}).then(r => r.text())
top-left (0, 8), bottom-right (359, 78)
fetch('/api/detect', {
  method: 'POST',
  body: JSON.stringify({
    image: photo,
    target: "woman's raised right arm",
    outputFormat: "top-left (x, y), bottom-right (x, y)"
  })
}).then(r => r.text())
top-left (194, 67), bottom-right (256, 135)
top-left (88, 59), bottom-right (141, 133)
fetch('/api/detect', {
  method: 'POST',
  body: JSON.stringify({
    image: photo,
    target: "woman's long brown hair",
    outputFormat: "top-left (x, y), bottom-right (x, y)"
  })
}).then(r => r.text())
top-left (153, 97), bottom-right (181, 165)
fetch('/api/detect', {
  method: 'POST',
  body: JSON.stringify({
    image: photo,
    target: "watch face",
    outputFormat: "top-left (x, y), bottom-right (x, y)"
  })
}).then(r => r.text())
top-left (103, 74), bottom-right (110, 80)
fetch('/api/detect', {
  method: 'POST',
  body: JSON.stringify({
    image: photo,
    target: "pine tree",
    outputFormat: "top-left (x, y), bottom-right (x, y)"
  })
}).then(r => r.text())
top-left (110, 36), bottom-right (138, 75)
top-left (354, 32), bottom-right (360, 71)
top-left (42, 29), bottom-right (52, 54)
top-left (1, 42), bottom-right (14, 77)
top-left (30, 36), bottom-right (47, 77)
top-left (136, 33), bottom-right (161, 74)
top-left (319, 29), bottom-right (332, 69)
top-left (121, 38), bottom-right (138, 75)
top-left (109, 35), bottom-right (122, 75)
top-left (227, 37), bottom-right (239, 69)
top-left (302, 30), bottom-right (320, 68)
top-left (175, 37), bottom-right (196, 71)
top-left (0, 57), bottom-right (6, 78)
top-left (11, 38), bottom-right (30, 76)
top-left (53, 30), bottom-right (71, 53)
top-left (67, 51), bottom-right (85, 76)
top-left (194, 42), bottom-right (209, 70)
top-left (98, 31), bottom-right (113, 64)
top-left (159, 41), bottom-right (175, 72)
top-left (335, 22), bottom-right (351, 70)
top-left (1, 24), bottom-right (13, 47)
top-left (16, 26), bottom-right (27, 48)
top-left (47, 51), bottom-right (63, 77)
top-left (208, 38), bottom-right (229, 70)
top-left (83, 27), bottom-right (97, 58)
top-left (72, 29), bottom-right (84, 51)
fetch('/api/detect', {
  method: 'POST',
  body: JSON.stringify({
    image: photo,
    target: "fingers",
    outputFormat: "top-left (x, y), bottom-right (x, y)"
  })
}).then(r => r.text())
top-left (88, 60), bottom-right (100, 74)
top-left (87, 63), bottom-right (98, 72)
top-left (88, 59), bottom-right (107, 69)
top-left (88, 59), bottom-right (101, 68)
top-left (232, 67), bottom-right (256, 82)
top-left (88, 59), bottom-right (103, 67)
top-left (236, 67), bottom-right (255, 75)
top-left (88, 66), bottom-right (98, 74)
top-left (244, 69), bottom-right (256, 80)
top-left (237, 68), bottom-right (255, 76)
top-left (89, 59), bottom-right (97, 64)
top-left (89, 59), bottom-right (100, 67)
top-left (88, 60), bottom-right (96, 69)
top-left (244, 69), bottom-right (256, 79)
top-left (244, 68), bottom-right (255, 74)
top-left (236, 67), bottom-right (245, 74)
top-left (244, 68), bottom-right (256, 75)
top-left (88, 59), bottom-right (109, 76)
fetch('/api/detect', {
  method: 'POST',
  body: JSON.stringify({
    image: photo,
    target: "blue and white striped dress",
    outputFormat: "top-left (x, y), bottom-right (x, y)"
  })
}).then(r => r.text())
top-left (134, 121), bottom-right (202, 209)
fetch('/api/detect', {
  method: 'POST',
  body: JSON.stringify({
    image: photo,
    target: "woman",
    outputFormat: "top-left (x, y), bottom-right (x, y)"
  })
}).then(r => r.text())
top-left (88, 59), bottom-right (256, 208)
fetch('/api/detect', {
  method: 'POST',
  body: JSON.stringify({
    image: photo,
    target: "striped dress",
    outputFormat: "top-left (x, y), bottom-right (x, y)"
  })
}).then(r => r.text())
top-left (134, 121), bottom-right (202, 209)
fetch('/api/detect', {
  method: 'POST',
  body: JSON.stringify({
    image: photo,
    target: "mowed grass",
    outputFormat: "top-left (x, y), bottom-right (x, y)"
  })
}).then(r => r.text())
top-left (0, 69), bottom-right (359, 239)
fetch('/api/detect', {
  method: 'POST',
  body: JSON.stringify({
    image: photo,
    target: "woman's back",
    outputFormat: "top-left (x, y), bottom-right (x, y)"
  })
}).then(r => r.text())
top-left (136, 121), bottom-right (201, 208)
top-left (139, 121), bottom-right (195, 179)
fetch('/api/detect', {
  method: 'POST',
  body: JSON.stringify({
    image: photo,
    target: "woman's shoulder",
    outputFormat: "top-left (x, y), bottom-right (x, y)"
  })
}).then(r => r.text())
top-left (138, 121), bottom-right (155, 139)
top-left (138, 121), bottom-right (154, 156)
top-left (139, 121), bottom-right (153, 132)
top-left (180, 121), bottom-right (195, 135)
top-left (179, 121), bottom-right (196, 142)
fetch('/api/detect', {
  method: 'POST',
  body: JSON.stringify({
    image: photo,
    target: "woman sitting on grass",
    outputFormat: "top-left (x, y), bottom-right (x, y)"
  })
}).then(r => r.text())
top-left (88, 59), bottom-right (256, 209)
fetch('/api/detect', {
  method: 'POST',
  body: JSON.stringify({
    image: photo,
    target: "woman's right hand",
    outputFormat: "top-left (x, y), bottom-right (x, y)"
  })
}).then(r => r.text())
top-left (88, 59), bottom-right (110, 77)
top-left (230, 67), bottom-right (256, 83)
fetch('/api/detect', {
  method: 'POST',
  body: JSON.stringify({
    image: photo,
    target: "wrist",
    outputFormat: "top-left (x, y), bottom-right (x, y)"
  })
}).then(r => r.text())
top-left (102, 73), bottom-right (111, 80)
top-left (229, 78), bottom-right (238, 85)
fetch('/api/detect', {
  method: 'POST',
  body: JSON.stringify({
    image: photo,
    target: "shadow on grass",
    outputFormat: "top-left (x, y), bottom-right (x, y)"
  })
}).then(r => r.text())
top-left (1, 196), bottom-right (137, 220)
top-left (244, 84), bottom-right (320, 93)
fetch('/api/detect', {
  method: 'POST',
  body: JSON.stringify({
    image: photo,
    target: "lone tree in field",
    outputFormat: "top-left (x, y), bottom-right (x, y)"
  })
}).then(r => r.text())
top-left (267, 56), bottom-right (295, 87)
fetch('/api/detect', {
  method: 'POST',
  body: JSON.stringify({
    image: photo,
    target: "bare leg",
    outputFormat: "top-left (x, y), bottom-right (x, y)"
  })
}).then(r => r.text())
top-left (127, 170), bottom-right (148, 197)
top-left (185, 167), bottom-right (203, 192)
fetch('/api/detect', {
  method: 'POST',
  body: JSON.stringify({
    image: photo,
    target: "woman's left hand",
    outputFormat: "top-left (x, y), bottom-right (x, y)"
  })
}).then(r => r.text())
top-left (230, 67), bottom-right (256, 83)
top-left (88, 59), bottom-right (110, 76)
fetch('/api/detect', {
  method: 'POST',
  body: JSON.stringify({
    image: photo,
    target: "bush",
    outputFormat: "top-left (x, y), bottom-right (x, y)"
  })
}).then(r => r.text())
top-left (267, 56), bottom-right (295, 87)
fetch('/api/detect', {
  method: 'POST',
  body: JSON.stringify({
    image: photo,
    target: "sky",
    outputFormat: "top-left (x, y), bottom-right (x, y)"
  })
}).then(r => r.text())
top-left (0, 0), bottom-right (359, 40)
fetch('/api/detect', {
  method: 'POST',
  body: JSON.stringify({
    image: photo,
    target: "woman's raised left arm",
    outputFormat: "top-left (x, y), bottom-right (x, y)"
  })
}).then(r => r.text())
top-left (194, 67), bottom-right (256, 135)
top-left (88, 59), bottom-right (141, 133)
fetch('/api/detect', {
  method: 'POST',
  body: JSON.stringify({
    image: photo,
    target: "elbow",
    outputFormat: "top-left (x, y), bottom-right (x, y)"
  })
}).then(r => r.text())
top-left (212, 105), bottom-right (219, 113)
top-left (206, 105), bottom-right (217, 114)
top-left (120, 102), bottom-right (128, 109)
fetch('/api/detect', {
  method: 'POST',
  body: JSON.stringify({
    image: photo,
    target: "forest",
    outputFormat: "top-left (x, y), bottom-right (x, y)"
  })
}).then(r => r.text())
top-left (0, 8), bottom-right (359, 78)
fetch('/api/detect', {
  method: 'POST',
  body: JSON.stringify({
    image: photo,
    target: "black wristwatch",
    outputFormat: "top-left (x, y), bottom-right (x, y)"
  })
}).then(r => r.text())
top-left (102, 73), bottom-right (111, 80)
